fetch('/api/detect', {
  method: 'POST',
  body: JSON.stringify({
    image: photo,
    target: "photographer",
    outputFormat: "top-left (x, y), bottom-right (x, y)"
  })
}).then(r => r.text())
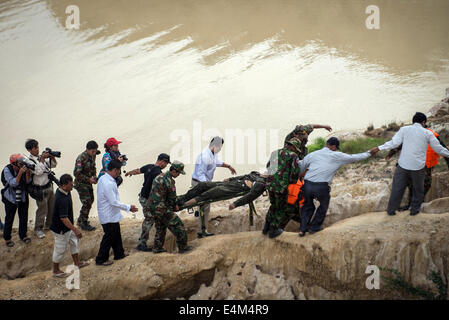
top-left (98, 138), bottom-right (127, 186)
top-left (1, 154), bottom-right (32, 247)
top-left (25, 139), bottom-right (58, 239)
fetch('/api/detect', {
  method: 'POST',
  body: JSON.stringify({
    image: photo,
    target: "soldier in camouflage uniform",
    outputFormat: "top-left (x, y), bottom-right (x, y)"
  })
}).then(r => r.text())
top-left (148, 161), bottom-right (193, 254)
top-left (264, 137), bottom-right (303, 238)
top-left (74, 141), bottom-right (99, 231)
top-left (284, 124), bottom-right (332, 160)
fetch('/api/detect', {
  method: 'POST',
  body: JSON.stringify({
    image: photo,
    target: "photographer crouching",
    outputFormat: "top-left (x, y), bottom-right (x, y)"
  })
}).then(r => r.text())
top-left (24, 139), bottom-right (61, 239)
top-left (1, 154), bottom-right (32, 247)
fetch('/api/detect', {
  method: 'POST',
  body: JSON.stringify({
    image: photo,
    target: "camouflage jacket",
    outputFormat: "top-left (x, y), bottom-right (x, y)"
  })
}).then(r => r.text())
top-left (267, 147), bottom-right (300, 195)
top-left (284, 124), bottom-right (314, 160)
top-left (74, 151), bottom-right (96, 188)
top-left (147, 171), bottom-right (176, 216)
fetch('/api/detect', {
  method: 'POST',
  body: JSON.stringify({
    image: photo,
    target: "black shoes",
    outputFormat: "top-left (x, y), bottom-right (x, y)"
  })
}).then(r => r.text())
top-left (387, 211), bottom-right (396, 216)
top-left (262, 221), bottom-right (270, 235)
top-left (136, 243), bottom-right (153, 252)
top-left (308, 227), bottom-right (323, 235)
top-left (194, 210), bottom-right (200, 217)
top-left (152, 247), bottom-right (167, 254)
top-left (197, 232), bottom-right (215, 239)
top-left (178, 245), bottom-right (194, 254)
top-left (410, 211), bottom-right (420, 216)
top-left (268, 227), bottom-right (283, 239)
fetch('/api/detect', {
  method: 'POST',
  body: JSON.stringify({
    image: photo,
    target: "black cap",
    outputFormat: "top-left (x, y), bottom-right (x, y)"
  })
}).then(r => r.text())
top-left (157, 153), bottom-right (171, 163)
top-left (326, 137), bottom-right (340, 150)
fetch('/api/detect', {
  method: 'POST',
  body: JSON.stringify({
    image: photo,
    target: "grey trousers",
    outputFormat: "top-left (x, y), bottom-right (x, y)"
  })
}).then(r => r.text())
top-left (192, 179), bottom-right (210, 233)
top-left (35, 185), bottom-right (54, 230)
top-left (387, 165), bottom-right (425, 214)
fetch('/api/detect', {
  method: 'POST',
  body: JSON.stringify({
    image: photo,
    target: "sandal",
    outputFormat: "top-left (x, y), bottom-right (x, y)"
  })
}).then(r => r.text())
top-left (77, 261), bottom-right (90, 269)
top-left (53, 272), bottom-right (70, 278)
top-left (5, 240), bottom-right (14, 247)
top-left (21, 237), bottom-right (31, 244)
top-left (96, 260), bottom-right (113, 266)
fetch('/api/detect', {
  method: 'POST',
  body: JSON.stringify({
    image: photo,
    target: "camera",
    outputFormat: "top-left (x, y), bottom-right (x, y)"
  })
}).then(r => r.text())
top-left (96, 150), bottom-right (101, 155)
top-left (45, 147), bottom-right (61, 158)
top-left (121, 154), bottom-right (128, 161)
top-left (48, 171), bottom-right (60, 187)
top-left (18, 159), bottom-right (35, 171)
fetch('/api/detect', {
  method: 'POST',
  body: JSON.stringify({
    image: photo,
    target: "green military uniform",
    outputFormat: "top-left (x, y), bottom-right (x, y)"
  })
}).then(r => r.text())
top-left (137, 195), bottom-right (155, 248)
top-left (178, 171), bottom-right (267, 209)
top-left (284, 124), bottom-right (314, 160)
top-left (74, 151), bottom-right (96, 226)
top-left (265, 138), bottom-right (302, 230)
top-left (148, 163), bottom-right (188, 252)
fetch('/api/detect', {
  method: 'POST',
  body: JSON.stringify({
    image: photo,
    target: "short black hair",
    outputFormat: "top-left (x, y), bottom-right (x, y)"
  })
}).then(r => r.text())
top-left (108, 159), bottom-right (122, 171)
top-left (60, 174), bottom-right (73, 186)
top-left (412, 112), bottom-right (427, 124)
top-left (210, 136), bottom-right (224, 147)
top-left (25, 139), bottom-right (39, 151)
top-left (86, 140), bottom-right (99, 150)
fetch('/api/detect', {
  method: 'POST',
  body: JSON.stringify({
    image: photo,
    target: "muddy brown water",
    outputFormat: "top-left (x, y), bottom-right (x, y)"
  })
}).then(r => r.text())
top-left (1, 0), bottom-right (448, 223)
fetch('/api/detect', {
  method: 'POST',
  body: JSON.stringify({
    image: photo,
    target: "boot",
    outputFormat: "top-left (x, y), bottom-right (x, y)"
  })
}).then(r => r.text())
top-left (268, 225), bottom-right (283, 238)
top-left (262, 221), bottom-right (270, 235)
top-left (136, 243), bottom-right (153, 252)
top-left (178, 245), bottom-right (194, 254)
top-left (152, 247), bottom-right (167, 254)
top-left (79, 221), bottom-right (96, 231)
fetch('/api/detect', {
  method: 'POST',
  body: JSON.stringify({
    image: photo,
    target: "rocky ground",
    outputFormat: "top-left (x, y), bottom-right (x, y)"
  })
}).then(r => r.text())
top-left (1, 89), bottom-right (448, 300)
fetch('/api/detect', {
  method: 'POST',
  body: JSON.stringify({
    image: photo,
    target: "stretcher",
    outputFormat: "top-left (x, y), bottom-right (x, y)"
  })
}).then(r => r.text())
top-left (179, 191), bottom-right (260, 233)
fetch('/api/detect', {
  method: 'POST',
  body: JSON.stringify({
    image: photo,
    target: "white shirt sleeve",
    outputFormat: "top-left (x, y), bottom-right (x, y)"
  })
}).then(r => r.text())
top-left (428, 134), bottom-right (449, 158)
top-left (104, 181), bottom-right (130, 212)
top-left (336, 151), bottom-right (371, 165)
top-left (378, 128), bottom-right (404, 151)
top-left (196, 152), bottom-right (210, 182)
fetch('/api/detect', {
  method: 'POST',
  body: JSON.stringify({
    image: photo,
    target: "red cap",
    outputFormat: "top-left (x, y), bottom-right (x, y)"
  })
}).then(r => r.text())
top-left (10, 154), bottom-right (23, 164)
top-left (105, 138), bottom-right (122, 147)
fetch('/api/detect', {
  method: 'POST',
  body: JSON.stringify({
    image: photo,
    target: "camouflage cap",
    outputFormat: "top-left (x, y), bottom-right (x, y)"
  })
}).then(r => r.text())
top-left (171, 160), bottom-right (186, 175)
top-left (286, 137), bottom-right (303, 154)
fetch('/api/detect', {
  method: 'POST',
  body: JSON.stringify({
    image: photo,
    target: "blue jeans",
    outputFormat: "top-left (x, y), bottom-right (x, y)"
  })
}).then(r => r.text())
top-left (300, 180), bottom-right (331, 232)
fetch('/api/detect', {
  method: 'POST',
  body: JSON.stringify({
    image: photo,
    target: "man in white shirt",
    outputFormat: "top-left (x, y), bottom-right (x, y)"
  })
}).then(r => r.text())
top-left (371, 112), bottom-right (449, 216)
top-left (95, 159), bottom-right (138, 266)
top-left (25, 139), bottom-right (58, 239)
top-left (191, 136), bottom-right (236, 238)
top-left (298, 137), bottom-right (372, 237)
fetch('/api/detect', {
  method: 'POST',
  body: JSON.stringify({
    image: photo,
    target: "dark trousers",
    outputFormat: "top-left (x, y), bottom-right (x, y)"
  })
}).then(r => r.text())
top-left (387, 165), bottom-right (425, 214)
top-left (3, 199), bottom-right (29, 241)
top-left (95, 222), bottom-right (125, 264)
top-left (300, 181), bottom-right (331, 232)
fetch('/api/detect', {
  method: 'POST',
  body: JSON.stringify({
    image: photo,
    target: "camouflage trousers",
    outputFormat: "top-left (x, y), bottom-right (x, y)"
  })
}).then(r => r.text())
top-left (265, 191), bottom-right (290, 229)
top-left (138, 195), bottom-right (155, 246)
top-left (279, 204), bottom-right (301, 230)
top-left (153, 211), bottom-right (188, 251)
top-left (75, 184), bottom-right (94, 224)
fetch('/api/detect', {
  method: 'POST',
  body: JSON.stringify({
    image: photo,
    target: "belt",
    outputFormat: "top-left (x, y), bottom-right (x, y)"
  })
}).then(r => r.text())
top-left (304, 180), bottom-right (329, 186)
top-left (33, 181), bottom-right (52, 190)
top-left (192, 178), bottom-right (200, 183)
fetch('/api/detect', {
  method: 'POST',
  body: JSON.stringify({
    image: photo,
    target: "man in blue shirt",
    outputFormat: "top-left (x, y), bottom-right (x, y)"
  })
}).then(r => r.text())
top-left (1, 154), bottom-right (32, 247)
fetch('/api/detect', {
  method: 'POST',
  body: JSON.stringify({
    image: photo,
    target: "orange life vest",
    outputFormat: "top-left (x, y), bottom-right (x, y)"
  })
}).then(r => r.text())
top-left (425, 128), bottom-right (440, 168)
top-left (287, 179), bottom-right (305, 207)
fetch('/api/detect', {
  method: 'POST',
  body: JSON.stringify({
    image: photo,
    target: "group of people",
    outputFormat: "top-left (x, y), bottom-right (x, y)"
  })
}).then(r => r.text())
top-left (1, 111), bottom-right (449, 275)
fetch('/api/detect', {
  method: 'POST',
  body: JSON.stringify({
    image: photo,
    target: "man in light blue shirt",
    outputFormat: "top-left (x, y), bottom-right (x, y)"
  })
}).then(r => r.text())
top-left (95, 159), bottom-right (138, 266)
top-left (371, 112), bottom-right (449, 216)
top-left (192, 136), bottom-right (236, 238)
top-left (298, 137), bottom-right (372, 237)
